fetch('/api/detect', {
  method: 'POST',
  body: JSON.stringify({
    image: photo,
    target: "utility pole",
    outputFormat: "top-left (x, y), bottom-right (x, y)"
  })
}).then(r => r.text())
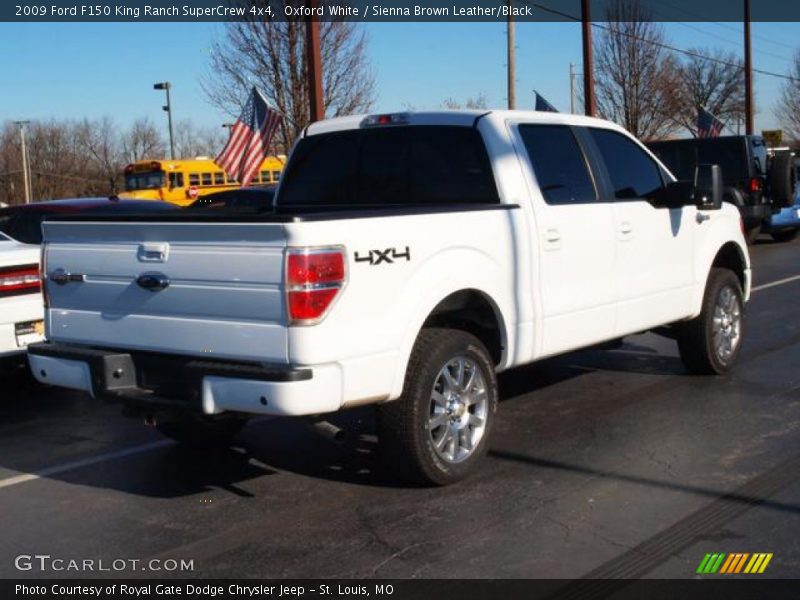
top-left (507, 0), bottom-right (516, 109)
top-left (13, 121), bottom-right (31, 204)
top-left (569, 63), bottom-right (576, 114)
top-left (581, 0), bottom-right (596, 117)
top-left (743, 0), bottom-right (754, 135)
top-left (306, 0), bottom-right (324, 123)
top-left (153, 82), bottom-right (175, 159)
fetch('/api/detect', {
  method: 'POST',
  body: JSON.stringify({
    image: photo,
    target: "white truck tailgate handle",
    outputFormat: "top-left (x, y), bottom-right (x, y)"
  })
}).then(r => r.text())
top-left (620, 221), bottom-right (633, 235)
top-left (137, 243), bottom-right (170, 263)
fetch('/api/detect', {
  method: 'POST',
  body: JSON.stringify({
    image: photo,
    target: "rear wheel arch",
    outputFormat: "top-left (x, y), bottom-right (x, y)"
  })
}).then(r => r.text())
top-left (388, 288), bottom-right (510, 401)
top-left (422, 289), bottom-right (507, 366)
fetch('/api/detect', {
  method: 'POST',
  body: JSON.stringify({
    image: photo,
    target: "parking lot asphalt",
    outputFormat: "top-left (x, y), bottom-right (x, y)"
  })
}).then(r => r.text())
top-left (1, 237), bottom-right (799, 580)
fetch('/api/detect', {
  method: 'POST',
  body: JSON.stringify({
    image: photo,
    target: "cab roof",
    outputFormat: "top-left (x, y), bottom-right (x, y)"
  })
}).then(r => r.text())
top-left (304, 109), bottom-right (629, 137)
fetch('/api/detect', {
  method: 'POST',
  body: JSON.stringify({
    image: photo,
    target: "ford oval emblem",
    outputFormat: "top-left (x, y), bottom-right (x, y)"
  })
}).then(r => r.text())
top-left (136, 272), bottom-right (170, 292)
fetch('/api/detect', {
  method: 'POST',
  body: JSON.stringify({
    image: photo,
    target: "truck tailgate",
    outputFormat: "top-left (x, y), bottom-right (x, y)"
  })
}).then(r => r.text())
top-left (42, 221), bottom-right (288, 363)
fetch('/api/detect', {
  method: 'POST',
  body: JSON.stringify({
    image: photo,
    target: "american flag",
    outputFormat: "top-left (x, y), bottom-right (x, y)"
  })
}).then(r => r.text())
top-left (697, 106), bottom-right (724, 139)
top-left (215, 87), bottom-right (282, 187)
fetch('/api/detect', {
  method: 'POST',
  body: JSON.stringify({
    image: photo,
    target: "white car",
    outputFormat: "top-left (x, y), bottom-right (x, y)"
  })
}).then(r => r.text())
top-left (0, 232), bottom-right (44, 359)
top-left (29, 111), bottom-right (750, 484)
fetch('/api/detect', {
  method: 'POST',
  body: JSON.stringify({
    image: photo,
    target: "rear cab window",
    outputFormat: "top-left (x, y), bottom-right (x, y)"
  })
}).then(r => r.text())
top-left (277, 125), bottom-right (499, 208)
top-left (518, 124), bottom-right (597, 205)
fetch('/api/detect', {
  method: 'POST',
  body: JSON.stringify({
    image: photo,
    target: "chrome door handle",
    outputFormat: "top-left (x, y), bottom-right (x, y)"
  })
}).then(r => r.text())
top-left (545, 228), bottom-right (561, 243)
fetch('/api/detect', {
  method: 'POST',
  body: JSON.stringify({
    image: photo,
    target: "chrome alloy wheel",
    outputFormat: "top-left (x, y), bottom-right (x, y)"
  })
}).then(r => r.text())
top-left (428, 356), bottom-right (489, 464)
top-left (712, 284), bottom-right (742, 363)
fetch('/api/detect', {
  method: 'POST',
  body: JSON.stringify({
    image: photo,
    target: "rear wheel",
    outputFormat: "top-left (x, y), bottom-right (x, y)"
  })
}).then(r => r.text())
top-left (677, 268), bottom-right (744, 375)
top-left (770, 228), bottom-right (799, 243)
top-left (155, 414), bottom-right (248, 446)
top-left (377, 328), bottom-right (498, 486)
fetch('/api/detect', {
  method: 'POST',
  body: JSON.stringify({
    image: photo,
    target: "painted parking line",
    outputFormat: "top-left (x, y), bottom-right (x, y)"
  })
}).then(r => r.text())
top-left (0, 439), bottom-right (173, 491)
top-left (752, 274), bottom-right (800, 293)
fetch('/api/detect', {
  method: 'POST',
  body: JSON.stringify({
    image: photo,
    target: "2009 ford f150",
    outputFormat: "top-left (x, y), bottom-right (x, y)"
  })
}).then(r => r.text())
top-left (29, 111), bottom-right (751, 485)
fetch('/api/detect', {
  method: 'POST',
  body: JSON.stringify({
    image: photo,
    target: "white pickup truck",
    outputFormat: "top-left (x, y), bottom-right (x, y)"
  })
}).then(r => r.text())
top-left (29, 111), bottom-right (750, 485)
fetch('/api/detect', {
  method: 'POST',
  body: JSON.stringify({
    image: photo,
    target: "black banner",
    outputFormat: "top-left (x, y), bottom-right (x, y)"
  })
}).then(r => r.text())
top-left (4, 0), bottom-right (800, 22)
top-left (4, 579), bottom-right (800, 600)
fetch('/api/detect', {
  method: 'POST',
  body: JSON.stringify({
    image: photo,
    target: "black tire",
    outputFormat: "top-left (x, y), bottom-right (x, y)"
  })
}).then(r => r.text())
top-left (677, 268), bottom-right (744, 375)
top-left (768, 152), bottom-right (796, 209)
top-left (377, 328), bottom-right (498, 486)
top-left (744, 225), bottom-right (761, 245)
top-left (770, 228), bottom-right (799, 243)
top-left (156, 414), bottom-right (248, 446)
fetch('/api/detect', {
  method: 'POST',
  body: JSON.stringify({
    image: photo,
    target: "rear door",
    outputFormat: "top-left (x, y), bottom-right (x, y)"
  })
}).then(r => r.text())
top-left (512, 122), bottom-right (618, 356)
top-left (585, 127), bottom-right (696, 334)
top-left (42, 220), bottom-right (289, 363)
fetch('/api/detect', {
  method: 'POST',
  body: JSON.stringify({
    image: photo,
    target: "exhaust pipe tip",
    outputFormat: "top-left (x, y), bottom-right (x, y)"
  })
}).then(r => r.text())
top-left (307, 419), bottom-right (346, 444)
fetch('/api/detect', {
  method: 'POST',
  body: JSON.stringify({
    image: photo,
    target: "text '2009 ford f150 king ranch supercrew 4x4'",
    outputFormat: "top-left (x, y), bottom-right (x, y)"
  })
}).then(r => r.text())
top-left (28, 111), bottom-right (751, 485)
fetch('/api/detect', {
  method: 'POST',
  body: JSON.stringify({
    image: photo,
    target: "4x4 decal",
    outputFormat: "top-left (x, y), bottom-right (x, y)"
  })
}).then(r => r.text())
top-left (355, 247), bottom-right (411, 265)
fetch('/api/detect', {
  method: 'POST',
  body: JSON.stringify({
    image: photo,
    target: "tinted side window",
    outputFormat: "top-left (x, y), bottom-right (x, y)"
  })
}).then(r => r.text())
top-left (589, 129), bottom-right (663, 200)
top-left (519, 125), bottom-right (596, 204)
top-left (279, 126), bottom-right (498, 207)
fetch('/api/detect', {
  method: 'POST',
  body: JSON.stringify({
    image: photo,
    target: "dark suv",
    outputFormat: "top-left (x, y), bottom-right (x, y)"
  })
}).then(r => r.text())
top-left (647, 135), bottom-right (796, 243)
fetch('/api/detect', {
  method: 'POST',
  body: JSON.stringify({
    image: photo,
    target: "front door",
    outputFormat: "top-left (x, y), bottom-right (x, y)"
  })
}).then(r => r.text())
top-left (585, 127), bottom-right (696, 335)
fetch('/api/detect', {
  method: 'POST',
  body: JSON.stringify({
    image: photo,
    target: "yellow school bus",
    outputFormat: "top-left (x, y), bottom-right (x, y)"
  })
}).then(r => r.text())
top-left (119, 155), bottom-right (286, 206)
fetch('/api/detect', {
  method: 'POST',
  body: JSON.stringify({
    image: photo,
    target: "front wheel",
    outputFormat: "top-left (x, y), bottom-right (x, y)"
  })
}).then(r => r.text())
top-left (677, 268), bottom-right (744, 375)
top-left (377, 328), bottom-right (498, 486)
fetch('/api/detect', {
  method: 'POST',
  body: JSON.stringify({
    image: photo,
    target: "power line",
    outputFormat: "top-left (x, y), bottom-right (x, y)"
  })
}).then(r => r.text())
top-left (651, 0), bottom-right (799, 52)
top-left (523, 1), bottom-right (800, 83)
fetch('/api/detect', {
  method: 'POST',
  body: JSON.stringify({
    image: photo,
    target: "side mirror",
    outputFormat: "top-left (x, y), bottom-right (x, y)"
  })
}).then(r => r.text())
top-left (693, 164), bottom-right (723, 210)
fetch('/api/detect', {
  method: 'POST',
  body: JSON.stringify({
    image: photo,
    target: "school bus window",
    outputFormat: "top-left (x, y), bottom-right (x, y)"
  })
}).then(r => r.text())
top-left (214, 172), bottom-right (224, 185)
top-left (189, 173), bottom-right (200, 186)
top-left (201, 173), bottom-right (212, 186)
top-left (226, 173), bottom-right (237, 184)
top-left (260, 171), bottom-right (271, 183)
top-left (168, 172), bottom-right (184, 188)
top-left (271, 170), bottom-right (281, 181)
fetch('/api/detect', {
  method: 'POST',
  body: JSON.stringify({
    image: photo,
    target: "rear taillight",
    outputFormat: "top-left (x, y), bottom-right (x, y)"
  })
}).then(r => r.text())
top-left (40, 243), bottom-right (49, 308)
top-left (0, 264), bottom-right (40, 298)
top-left (285, 247), bottom-right (346, 325)
top-left (749, 177), bottom-right (762, 193)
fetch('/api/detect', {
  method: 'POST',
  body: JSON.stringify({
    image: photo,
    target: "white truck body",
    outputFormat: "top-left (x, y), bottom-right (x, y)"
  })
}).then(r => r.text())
top-left (28, 111), bottom-right (750, 482)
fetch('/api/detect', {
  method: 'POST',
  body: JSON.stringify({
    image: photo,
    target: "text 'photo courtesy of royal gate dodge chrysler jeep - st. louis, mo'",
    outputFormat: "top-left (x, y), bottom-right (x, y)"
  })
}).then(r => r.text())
top-left (27, 110), bottom-right (750, 486)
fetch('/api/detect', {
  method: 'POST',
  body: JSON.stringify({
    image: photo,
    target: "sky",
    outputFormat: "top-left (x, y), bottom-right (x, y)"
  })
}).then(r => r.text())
top-left (0, 20), bottom-right (797, 135)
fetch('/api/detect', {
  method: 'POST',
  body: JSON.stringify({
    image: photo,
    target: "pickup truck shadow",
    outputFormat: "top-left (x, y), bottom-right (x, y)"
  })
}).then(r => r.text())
top-left (1, 338), bottom-right (688, 495)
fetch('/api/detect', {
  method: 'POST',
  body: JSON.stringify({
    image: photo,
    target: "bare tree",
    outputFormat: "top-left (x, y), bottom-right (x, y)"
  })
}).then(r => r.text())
top-left (775, 51), bottom-right (800, 143)
top-left (202, 1), bottom-right (376, 151)
top-left (174, 119), bottom-right (226, 159)
top-left (669, 49), bottom-right (745, 136)
top-left (594, 0), bottom-right (680, 140)
top-left (75, 117), bottom-right (124, 194)
top-left (0, 120), bottom-right (116, 203)
top-left (441, 93), bottom-right (489, 110)
top-left (121, 117), bottom-right (165, 163)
